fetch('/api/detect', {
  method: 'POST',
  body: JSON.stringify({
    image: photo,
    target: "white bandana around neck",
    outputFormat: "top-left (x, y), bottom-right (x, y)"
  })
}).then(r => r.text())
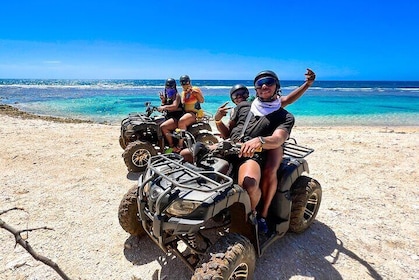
top-left (250, 96), bottom-right (282, 117)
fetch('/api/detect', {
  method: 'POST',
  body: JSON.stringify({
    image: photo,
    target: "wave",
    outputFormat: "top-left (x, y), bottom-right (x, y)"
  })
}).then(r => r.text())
top-left (1, 79), bottom-right (419, 92)
top-left (2, 84), bottom-right (419, 93)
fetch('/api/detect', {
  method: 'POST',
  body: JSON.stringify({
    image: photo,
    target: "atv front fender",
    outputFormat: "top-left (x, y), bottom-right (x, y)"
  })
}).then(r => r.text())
top-left (270, 158), bottom-right (310, 230)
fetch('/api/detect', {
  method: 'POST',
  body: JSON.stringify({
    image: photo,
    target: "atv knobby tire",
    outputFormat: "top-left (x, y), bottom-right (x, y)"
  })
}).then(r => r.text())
top-left (195, 133), bottom-right (219, 145)
top-left (192, 233), bottom-right (256, 280)
top-left (289, 175), bottom-right (322, 233)
top-left (123, 141), bottom-right (156, 172)
top-left (118, 185), bottom-right (146, 236)
top-left (119, 135), bottom-right (127, 149)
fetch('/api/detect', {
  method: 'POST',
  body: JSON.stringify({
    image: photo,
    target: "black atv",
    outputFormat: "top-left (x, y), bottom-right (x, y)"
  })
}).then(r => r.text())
top-left (118, 132), bottom-right (322, 279)
top-left (119, 102), bottom-right (218, 172)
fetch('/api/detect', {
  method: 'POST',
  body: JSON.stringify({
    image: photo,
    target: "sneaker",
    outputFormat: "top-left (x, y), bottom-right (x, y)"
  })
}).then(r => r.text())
top-left (257, 217), bottom-right (268, 234)
top-left (164, 147), bottom-right (173, 154)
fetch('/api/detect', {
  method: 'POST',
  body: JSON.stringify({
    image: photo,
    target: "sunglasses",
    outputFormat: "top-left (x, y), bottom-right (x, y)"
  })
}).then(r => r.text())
top-left (231, 90), bottom-right (249, 100)
top-left (180, 80), bottom-right (190, 85)
top-left (255, 77), bottom-right (276, 89)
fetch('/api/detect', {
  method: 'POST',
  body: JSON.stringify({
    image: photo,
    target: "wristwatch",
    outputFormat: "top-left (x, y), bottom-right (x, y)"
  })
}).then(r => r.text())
top-left (258, 136), bottom-right (265, 145)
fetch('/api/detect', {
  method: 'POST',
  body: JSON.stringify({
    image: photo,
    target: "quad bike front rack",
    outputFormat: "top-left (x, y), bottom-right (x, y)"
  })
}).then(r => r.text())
top-left (146, 153), bottom-right (233, 193)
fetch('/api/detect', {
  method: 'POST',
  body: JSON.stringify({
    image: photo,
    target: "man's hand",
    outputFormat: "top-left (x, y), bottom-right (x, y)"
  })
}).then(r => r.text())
top-left (214, 101), bottom-right (232, 121)
top-left (305, 68), bottom-right (316, 86)
top-left (239, 138), bottom-right (263, 158)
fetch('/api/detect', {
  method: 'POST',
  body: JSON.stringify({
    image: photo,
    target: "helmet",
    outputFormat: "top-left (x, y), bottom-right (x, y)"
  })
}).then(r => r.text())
top-left (165, 78), bottom-right (177, 88)
top-left (229, 84), bottom-right (249, 102)
top-left (180, 75), bottom-right (191, 85)
top-left (253, 70), bottom-right (281, 101)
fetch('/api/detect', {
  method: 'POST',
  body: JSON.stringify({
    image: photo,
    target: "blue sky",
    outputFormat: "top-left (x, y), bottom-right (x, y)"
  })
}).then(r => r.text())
top-left (1, 0), bottom-right (418, 80)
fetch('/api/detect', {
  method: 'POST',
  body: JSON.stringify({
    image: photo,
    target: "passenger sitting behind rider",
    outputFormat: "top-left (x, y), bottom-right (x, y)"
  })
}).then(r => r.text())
top-left (176, 75), bottom-right (204, 151)
top-left (157, 78), bottom-right (184, 153)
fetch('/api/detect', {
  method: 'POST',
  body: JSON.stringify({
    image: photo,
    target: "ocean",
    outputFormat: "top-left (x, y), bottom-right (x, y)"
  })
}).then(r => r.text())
top-left (0, 79), bottom-right (418, 126)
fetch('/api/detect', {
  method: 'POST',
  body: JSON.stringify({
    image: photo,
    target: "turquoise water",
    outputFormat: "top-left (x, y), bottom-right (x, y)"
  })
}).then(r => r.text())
top-left (0, 79), bottom-right (418, 126)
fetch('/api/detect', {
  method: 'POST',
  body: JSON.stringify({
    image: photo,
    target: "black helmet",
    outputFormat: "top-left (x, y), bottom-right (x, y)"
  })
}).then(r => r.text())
top-left (180, 75), bottom-right (191, 85)
top-left (165, 78), bottom-right (177, 88)
top-left (253, 70), bottom-right (281, 101)
top-left (229, 84), bottom-right (249, 102)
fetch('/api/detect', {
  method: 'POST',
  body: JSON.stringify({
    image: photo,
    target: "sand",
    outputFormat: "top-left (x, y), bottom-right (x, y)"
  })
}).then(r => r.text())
top-left (0, 106), bottom-right (418, 280)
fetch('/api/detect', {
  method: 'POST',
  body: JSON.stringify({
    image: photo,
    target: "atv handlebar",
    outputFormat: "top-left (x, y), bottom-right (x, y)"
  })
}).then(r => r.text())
top-left (213, 141), bottom-right (262, 156)
top-left (144, 102), bottom-right (167, 118)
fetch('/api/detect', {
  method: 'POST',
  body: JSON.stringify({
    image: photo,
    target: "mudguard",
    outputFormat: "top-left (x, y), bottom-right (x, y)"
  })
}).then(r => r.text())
top-left (270, 157), bottom-right (309, 224)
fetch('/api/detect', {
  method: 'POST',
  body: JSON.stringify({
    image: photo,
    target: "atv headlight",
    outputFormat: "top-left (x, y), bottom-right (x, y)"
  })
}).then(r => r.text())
top-left (150, 185), bottom-right (164, 201)
top-left (167, 200), bottom-right (200, 216)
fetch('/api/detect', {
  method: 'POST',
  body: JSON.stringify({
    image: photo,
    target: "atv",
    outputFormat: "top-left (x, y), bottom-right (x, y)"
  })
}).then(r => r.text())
top-left (119, 102), bottom-right (218, 172)
top-left (118, 131), bottom-right (322, 279)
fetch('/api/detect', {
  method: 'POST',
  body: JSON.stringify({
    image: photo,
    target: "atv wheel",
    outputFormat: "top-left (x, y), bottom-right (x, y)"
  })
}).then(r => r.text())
top-left (119, 135), bottom-right (127, 149)
top-left (123, 141), bottom-right (156, 172)
top-left (195, 133), bottom-right (219, 145)
top-left (289, 175), bottom-right (322, 233)
top-left (192, 233), bottom-right (256, 280)
top-left (118, 185), bottom-right (146, 236)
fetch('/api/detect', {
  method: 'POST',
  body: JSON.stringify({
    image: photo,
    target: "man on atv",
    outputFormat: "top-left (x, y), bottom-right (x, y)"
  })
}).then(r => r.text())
top-left (214, 69), bottom-right (316, 233)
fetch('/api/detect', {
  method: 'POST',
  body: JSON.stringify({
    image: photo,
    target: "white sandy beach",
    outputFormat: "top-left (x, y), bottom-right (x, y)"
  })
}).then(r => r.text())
top-left (0, 110), bottom-right (418, 279)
